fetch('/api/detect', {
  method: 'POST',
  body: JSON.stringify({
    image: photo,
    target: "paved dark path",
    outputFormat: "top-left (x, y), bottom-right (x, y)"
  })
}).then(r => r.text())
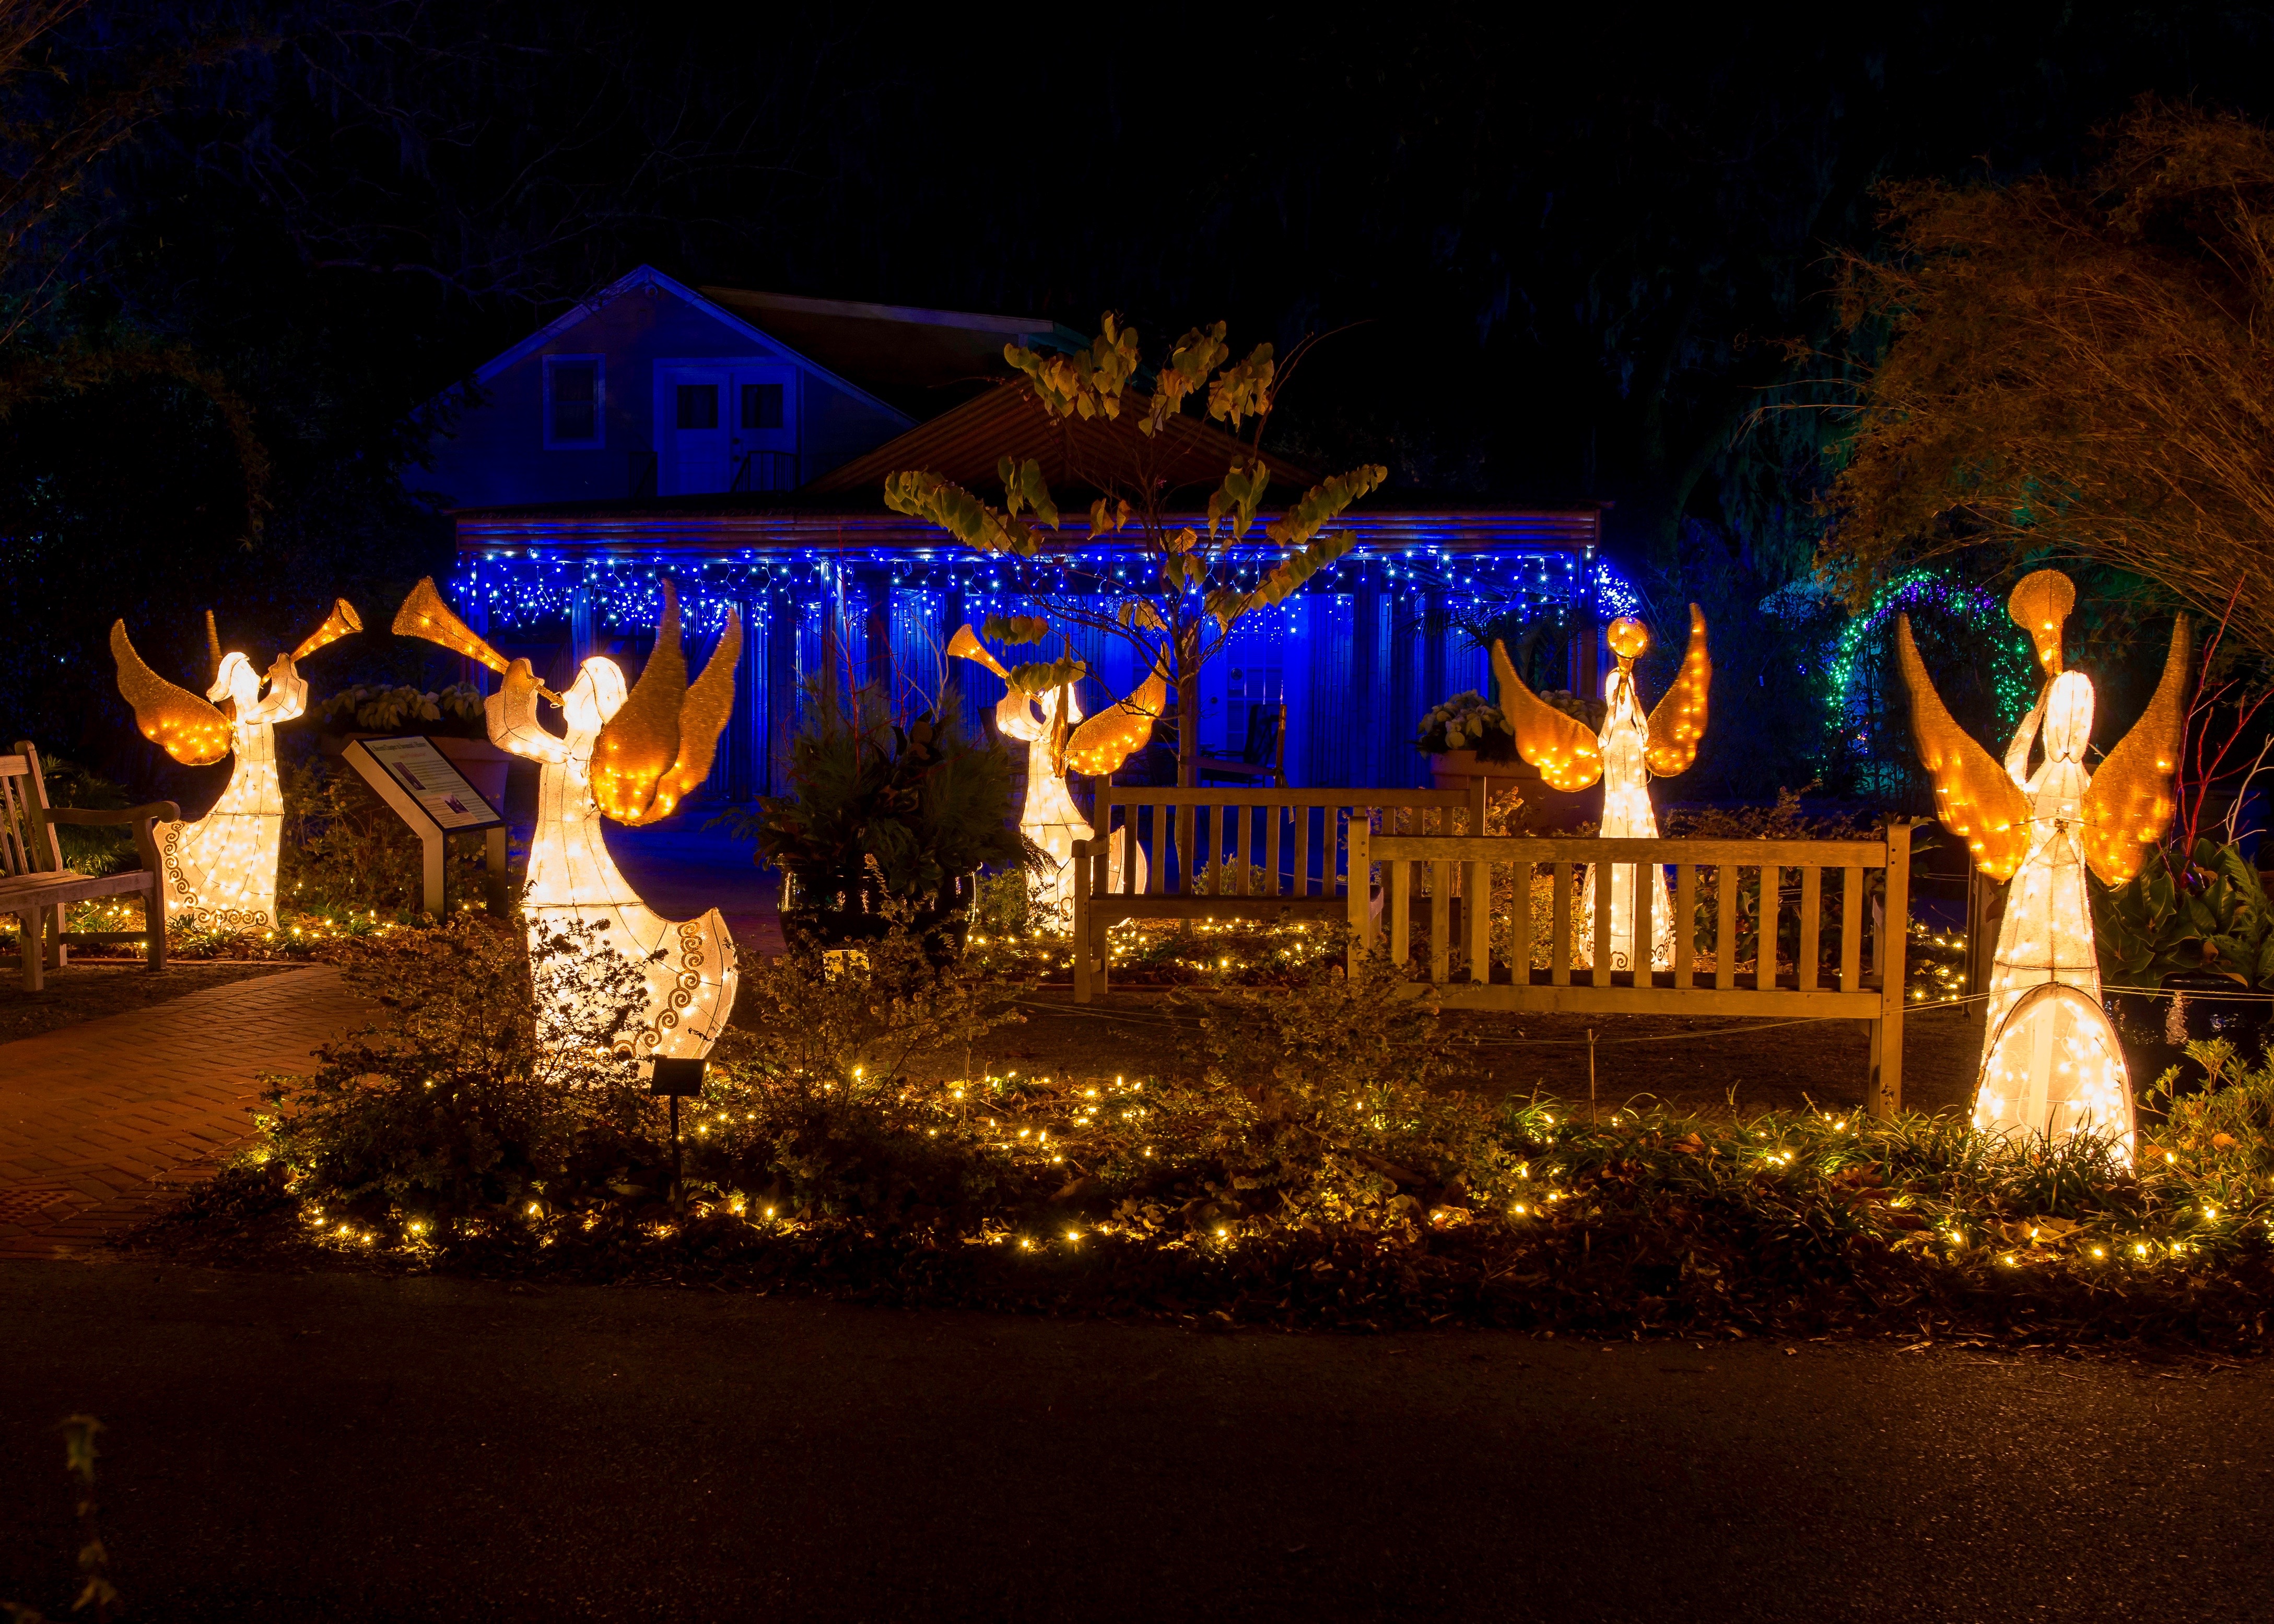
top-left (3, 1262), bottom-right (2268, 1621)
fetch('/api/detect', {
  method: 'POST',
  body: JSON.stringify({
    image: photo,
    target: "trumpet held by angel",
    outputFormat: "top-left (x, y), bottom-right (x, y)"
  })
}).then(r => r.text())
top-left (946, 621), bottom-right (1163, 931)
top-left (111, 598), bottom-right (362, 930)
top-left (394, 577), bottom-right (743, 1061)
top-left (1898, 569), bottom-right (2189, 1158)
top-left (1491, 605), bottom-right (1713, 971)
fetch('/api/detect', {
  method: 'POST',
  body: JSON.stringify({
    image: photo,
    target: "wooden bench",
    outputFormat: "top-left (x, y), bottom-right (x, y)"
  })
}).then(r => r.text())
top-left (2, 740), bottom-right (177, 991)
top-left (1347, 824), bottom-right (1917, 1114)
top-left (1069, 783), bottom-right (1487, 1001)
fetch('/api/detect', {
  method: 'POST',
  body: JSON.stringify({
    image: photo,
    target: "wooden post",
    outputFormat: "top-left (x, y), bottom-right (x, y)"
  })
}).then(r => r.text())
top-left (1872, 821), bottom-right (1915, 1118)
top-left (1345, 817), bottom-right (1372, 976)
top-left (1073, 837), bottom-right (1095, 1004)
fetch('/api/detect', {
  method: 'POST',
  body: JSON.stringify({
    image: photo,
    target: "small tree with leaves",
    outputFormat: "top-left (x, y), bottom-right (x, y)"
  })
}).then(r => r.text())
top-left (884, 316), bottom-right (1385, 785)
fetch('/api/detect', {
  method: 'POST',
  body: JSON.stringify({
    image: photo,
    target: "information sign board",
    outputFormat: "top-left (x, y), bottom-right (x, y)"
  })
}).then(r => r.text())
top-left (354, 736), bottom-right (503, 831)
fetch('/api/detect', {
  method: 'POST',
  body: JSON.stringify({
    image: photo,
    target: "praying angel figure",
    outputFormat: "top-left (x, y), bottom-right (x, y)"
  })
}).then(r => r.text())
top-left (111, 601), bottom-right (361, 929)
top-left (1493, 607), bottom-right (1712, 971)
top-left (1898, 570), bottom-right (2189, 1157)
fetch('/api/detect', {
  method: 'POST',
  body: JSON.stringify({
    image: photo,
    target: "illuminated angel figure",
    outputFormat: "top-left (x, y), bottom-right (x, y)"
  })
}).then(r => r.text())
top-left (1493, 607), bottom-right (1713, 971)
top-left (111, 599), bottom-right (361, 930)
top-left (1899, 570), bottom-right (2190, 1159)
top-left (394, 578), bottom-right (743, 1061)
top-left (946, 623), bottom-right (1155, 929)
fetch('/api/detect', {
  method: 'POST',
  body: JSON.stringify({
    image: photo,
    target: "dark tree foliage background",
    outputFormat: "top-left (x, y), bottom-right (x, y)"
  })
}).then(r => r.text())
top-left (8, 1), bottom-right (2274, 799)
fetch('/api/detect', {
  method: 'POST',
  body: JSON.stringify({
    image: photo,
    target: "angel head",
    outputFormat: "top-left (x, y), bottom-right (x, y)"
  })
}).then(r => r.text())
top-left (1897, 568), bottom-right (2190, 885)
top-left (112, 599), bottom-right (361, 766)
top-left (391, 576), bottom-right (740, 826)
top-left (1490, 605), bottom-right (1714, 792)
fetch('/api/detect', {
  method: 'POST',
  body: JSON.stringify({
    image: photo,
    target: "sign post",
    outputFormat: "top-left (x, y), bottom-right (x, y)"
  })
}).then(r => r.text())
top-left (340, 736), bottom-right (509, 916)
top-left (647, 1057), bottom-right (706, 1215)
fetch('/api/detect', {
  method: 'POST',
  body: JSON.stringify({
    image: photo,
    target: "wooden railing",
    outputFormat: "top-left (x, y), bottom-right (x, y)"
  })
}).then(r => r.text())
top-left (1069, 782), bottom-right (1486, 1002)
top-left (1348, 824), bottom-right (1917, 1114)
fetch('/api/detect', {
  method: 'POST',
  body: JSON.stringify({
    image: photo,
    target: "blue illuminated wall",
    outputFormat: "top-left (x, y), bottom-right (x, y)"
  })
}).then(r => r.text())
top-left (452, 541), bottom-right (1635, 799)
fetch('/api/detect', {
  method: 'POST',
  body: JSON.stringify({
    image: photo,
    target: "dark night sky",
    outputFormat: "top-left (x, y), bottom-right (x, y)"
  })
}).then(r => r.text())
top-left (10, 2), bottom-right (2274, 766)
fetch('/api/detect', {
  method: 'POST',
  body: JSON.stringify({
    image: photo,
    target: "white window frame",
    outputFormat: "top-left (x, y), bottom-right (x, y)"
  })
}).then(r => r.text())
top-left (543, 354), bottom-right (606, 449)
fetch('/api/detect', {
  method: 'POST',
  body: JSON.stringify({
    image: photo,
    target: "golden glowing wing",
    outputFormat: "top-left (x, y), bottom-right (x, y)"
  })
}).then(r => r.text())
top-left (2080, 615), bottom-right (2191, 886)
top-left (1895, 613), bottom-right (2031, 880)
top-left (1491, 638), bottom-right (1602, 792)
top-left (111, 620), bottom-right (233, 766)
top-left (593, 580), bottom-right (691, 822)
top-left (642, 607), bottom-right (743, 821)
top-left (1064, 653), bottom-right (1167, 776)
top-left (1644, 603), bottom-right (1712, 777)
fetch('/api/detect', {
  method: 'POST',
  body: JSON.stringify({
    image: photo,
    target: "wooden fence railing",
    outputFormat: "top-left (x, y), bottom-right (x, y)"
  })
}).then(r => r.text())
top-left (1070, 783), bottom-right (1486, 1001)
top-left (1349, 824), bottom-right (1916, 1114)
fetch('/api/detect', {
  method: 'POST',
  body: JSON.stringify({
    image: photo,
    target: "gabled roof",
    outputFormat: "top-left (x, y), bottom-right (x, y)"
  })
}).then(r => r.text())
top-left (698, 287), bottom-right (1086, 415)
top-left (806, 380), bottom-right (1320, 501)
top-left (467, 265), bottom-right (913, 430)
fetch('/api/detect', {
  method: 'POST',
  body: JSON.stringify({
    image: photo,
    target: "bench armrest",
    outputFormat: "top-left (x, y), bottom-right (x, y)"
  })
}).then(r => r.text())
top-left (46, 802), bottom-right (179, 870)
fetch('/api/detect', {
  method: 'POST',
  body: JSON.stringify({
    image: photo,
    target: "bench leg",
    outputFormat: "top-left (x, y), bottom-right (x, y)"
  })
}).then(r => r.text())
top-left (147, 887), bottom-right (167, 971)
top-left (16, 911), bottom-right (42, 992)
top-left (46, 903), bottom-right (67, 971)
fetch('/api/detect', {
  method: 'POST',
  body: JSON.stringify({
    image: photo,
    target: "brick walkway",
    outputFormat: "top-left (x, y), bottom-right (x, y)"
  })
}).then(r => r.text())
top-left (0, 968), bottom-right (375, 1258)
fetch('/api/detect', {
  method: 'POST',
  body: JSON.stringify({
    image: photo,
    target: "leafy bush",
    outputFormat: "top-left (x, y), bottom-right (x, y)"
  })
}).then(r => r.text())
top-left (318, 681), bottom-right (487, 736)
top-left (252, 919), bottom-right (657, 1226)
top-left (726, 679), bottom-right (1031, 905)
top-left (2095, 839), bottom-right (2274, 989)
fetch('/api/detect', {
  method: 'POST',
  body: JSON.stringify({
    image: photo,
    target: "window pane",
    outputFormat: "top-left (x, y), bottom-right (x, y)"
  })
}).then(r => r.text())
top-left (741, 382), bottom-right (784, 430)
top-left (549, 361), bottom-right (599, 443)
top-left (551, 362), bottom-right (596, 404)
top-left (676, 384), bottom-right (719, 430)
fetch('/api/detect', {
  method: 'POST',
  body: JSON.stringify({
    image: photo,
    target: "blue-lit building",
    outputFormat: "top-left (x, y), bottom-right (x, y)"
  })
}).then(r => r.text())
top-left (427, 267), bottom-right (1628, 797)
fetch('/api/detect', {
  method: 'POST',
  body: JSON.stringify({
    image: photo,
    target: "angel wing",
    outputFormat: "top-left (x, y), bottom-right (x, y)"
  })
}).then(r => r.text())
top-left (648, 607), bottom-right (744, 819)
top-left (1895, 613), bottom-right (2031, 880)
top-left (2080, 615), bottom-right (2190, 886)
top-left (1064, 653), bottom-right (1168, 776)
top-left (1644, 603), bottom-right (1712, 778)
top-left (111, 620), bottom-right (233, 766)
top-left (591, 580), bottom-right (688, 822)
top-left (1491, 639), bottom-right (1602, 792)
top-left (595, 582), bottom-right (744, 826)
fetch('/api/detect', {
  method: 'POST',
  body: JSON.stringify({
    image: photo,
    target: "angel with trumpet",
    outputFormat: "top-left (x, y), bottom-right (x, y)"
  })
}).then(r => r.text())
top-left (943, 621), bottom-right (1161, 929)
top-left (1898, 570), bottom-right (2189, 1157)
top-left (111, 599), bottom-right (362, 930)
top-left (1491, 606), bottom-right (1713, 971)
top-left (394, 578), bottom-right (742, 1061)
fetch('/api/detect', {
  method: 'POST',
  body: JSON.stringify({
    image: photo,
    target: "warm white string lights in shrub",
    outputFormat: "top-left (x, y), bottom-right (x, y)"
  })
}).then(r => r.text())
top-left (1898, 569), bottom-right (2191, 1158)
top-left (395, 576), bottom-right (742, 1060)
top-left (110, 599), bottom-right (361, 930)
top-left (1492, 605), bottom-right (1712, 970)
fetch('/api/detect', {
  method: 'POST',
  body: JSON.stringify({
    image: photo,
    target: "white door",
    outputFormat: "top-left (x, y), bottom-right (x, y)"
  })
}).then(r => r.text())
top-left (658, 362), bottom-right (798, 495)
top-left (659, 366), bottom-right (731, 495)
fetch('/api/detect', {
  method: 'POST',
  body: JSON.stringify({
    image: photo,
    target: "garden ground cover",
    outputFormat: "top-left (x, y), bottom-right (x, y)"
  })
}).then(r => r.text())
top-left (0, 961), bottom-right (294, 1045)
top-left (127, 919), bottom-right (2274, 1357)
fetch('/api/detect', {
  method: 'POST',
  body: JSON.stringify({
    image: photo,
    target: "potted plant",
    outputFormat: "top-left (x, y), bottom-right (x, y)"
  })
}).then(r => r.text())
top-left (318, 682), bottom-right (512, 807)
top-left (1414, 690), bottom-right (1520, 791)
top-left (731, 681), bottom-right (1036, 961)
